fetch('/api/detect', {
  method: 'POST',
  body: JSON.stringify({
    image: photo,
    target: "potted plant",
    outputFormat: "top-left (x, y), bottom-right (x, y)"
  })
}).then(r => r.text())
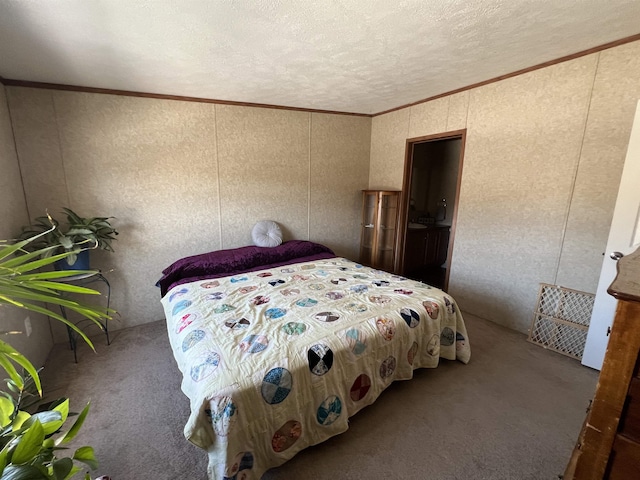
top-left (0, 369), bottom-right (96, 479)
top-left (1, 223), bottom-right (115, 479)
top-left (19, 208), bottom-right (118, 270)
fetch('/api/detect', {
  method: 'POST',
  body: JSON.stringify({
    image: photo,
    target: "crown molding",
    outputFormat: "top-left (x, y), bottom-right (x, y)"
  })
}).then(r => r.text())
top-left (0, 79), bottom-right (372, 117)
top-left (373, 32), bottom-right (640, 117)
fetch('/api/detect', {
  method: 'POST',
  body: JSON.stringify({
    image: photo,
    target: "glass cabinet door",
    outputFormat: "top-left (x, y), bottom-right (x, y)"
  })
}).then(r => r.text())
top-left (376, 192), bottom-right (398, 271)
top-left (359, 190), bottom-right (400, 271)
top-left (359, 192), bottom-right (377, 265)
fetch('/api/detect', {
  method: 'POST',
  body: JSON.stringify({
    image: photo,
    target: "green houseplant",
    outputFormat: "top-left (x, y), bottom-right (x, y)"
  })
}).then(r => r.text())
top-left (0, 370), bottom-right (95, 480)
top-left (19, 209), bottom-right (118, 269)
top-left (1, 222), bottom-right (115, 479)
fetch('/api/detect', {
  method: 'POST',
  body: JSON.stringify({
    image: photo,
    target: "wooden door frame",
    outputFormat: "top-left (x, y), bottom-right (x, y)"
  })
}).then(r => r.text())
top-left (394, 129), bottom-right (467, 291)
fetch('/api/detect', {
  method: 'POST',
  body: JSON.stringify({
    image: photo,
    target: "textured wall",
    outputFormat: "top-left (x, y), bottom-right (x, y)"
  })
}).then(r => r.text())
top-left (216, 105), bottom-right (309, 247)
top-left (310, 113), bottom-right (372, 260)
top-left (0, 85), bottom-right (53, 367)
top-left (555, 41), bottom-right (640, 291)
top-left (7, 89), bottom-right (371, 340)
top-left (369, 40), bottom-right (640, 334)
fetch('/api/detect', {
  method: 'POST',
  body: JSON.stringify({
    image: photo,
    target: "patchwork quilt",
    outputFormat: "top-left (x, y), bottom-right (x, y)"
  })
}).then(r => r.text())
top-left (161, 256), bottom-right (470, 480)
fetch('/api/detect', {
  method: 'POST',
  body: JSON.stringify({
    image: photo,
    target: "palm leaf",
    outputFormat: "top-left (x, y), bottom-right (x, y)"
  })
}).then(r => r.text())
top-left (0, 340), bottom-right (42, 395)
top-left (1, 221), bottom-right (116, 398)
top-left (13, 281), bottom-right (101, 296)
top-left (0, 299), bottom-right (99, 352)
top-left (8, 271), bottom-right (100, 281)
top-left (0, 245), bottom-right (59, 269)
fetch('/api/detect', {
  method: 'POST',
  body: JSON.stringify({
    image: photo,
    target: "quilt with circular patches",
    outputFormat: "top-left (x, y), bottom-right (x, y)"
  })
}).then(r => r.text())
top-left (161, 256), bottom-right (470, 480)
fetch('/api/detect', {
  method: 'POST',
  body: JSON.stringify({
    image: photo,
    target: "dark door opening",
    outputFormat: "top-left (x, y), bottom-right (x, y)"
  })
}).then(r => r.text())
top-left (396, 130), bottom-right (466, 291)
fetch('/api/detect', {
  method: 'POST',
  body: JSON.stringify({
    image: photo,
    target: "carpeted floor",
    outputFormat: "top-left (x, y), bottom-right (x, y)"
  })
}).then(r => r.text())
top-left (41, 313), bottom-right (598, 480)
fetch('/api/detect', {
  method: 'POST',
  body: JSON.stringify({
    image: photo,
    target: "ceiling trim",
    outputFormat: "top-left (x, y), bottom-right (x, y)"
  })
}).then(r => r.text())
top-left (0, 78), bottom-right (372, 118)
top-left (373, 32), bottom-right (640, 117)
top-left (2, 32), bottom-right (639, 118)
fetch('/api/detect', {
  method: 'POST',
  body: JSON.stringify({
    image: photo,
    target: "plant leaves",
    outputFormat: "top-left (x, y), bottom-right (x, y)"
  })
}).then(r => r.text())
top-left (0, 464), bottom-right (48, 480)
top-left (14, 271), bottom-right (99, 281)
top-left (64, 252), bottom-right (77, 266)
top-left (11, 419), bottom-right (44, 465)
top-left (0, 353), bottom-right (23, 392)
top-left (0, 290), bottom-right (111, 322)
top-left (23, 410), bottom-right (63, 436)
top-left (0, 237), bottom-right (41, 263)
top-left (0, 443), bottom-right (9, 473)
top-left (64, 229), bottom-right (94, 236)
top-left (64, 465), bottom-right (82, 480)
top-left (52, 457), bottom-right (73, 480)
top-left (72, 446), bottom-right (97, 470)
top-left (21, 281), bottom-right (101, 295)
top-left (0, 245), bottom-right (59, 269)
top-left (58, 236), bottom-right (74, 250)
top-left (52, 399), bottom-right (70, 425)
top-left (0, 396), bottom-right (14, 428)
top-left (1, 221), bottom-right (58, 261)
top-left (12, 411), bottom-right (31, 431)
top-left (0, 302), bottom-right (99, 353)
top-left (22, 399), bottom-right (69, 437)
top-left (56, 403), bottom-right (89, 446)
top-left (5, 382), bottom-right (19, 393)
top-left (0, 340), bottom-right (42, 396)
top-left (9, 251), bottom-right (81, 274)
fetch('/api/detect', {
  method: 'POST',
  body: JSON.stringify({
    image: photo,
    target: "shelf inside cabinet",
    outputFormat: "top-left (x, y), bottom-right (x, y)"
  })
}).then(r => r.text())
top-left (359, 190), bottom-right (400, 271)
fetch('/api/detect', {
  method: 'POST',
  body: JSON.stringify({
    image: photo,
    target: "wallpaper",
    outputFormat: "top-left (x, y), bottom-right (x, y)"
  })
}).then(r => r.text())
top-left (369, 39), bottom-right (640, 334)
top-left (7, 89), bottom-right (371, 340)
top-left (555, 41), bottom-right (640, 290)
top-left (0, 85), bottom-right (53, 367)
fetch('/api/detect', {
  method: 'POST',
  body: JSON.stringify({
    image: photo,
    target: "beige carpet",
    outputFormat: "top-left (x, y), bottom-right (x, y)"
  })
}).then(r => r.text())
top-left (41, 313), bottom-right (598, 480)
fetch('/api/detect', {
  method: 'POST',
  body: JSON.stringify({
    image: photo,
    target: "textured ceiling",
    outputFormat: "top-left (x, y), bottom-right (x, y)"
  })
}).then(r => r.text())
top-left (1, 0), bottom-right (639, 114)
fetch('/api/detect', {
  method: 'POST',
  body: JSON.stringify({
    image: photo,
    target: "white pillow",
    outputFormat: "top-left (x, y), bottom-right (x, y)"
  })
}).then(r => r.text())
top-left (252, 220), bottom-right (283, 247)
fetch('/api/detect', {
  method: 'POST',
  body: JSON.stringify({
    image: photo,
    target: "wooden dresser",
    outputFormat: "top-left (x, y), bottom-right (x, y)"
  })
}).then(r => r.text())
top-left (564, 247), bottom-right (640, 479)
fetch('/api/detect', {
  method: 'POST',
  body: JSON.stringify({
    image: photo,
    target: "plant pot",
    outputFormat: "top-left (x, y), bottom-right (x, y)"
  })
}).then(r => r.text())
top-left (54, 249), bottom-right (91, 271)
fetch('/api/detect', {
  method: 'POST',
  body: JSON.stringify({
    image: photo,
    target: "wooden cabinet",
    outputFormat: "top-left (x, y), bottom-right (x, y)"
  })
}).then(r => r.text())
top-left (359, 190), bottom-right (399, 272)
top-left (404, 226), bottom-right (450, 274)
top-left (564, 247), bottom-right (640, 479)
top-left (404, 230), bottom-right (426, 271)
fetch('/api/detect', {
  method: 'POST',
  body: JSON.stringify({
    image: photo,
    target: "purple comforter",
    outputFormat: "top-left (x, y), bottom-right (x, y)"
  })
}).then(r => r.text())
top-left (157, 240), bottom-right (335, 296)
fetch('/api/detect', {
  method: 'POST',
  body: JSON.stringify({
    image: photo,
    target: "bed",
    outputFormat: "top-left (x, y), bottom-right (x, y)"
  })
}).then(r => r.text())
top-left (158, 240), bottom-right (471, 480)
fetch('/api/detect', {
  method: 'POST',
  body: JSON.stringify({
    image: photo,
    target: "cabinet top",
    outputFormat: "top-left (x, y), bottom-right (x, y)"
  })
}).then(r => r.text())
top-left (407, 224), bottom-right (450, 232)
top-left (608, 247), bottom-right (640, 303)
top-left (362, 189), bottom-right (400, 194)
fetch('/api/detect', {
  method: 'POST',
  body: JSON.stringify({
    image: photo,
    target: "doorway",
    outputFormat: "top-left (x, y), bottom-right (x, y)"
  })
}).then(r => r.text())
top-left (396, 130), bottom-right (466, 291)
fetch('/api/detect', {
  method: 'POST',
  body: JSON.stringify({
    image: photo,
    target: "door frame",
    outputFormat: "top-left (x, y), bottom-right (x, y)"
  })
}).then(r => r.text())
top-left (395, 129), bottom-right (467, 291)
